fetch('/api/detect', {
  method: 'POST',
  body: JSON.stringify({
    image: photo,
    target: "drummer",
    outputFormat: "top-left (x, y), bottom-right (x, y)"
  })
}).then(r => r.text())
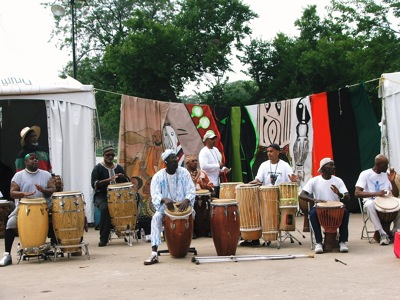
top-left (299, 158), bottom-right (350, 254)
top-left (144, 149), bottom-right (195, 265)
top-left (185, 154), bottom-right (215, 196)
top-left (91, 146), bottom-right (130, 247)
top-left (355, 154), bottom-right (400, 245)
top-left (0, 153), bottom-right (56, 267)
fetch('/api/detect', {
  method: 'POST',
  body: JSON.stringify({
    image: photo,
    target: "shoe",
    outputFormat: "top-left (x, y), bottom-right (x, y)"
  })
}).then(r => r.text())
top-left (145, 235), bottom-right (151, 242)
top-left (144, 253), bottom-right (159, 265)
top-left (240, 240), bottom-right (260, 247)
top-left (380, 234), bottom-right (390, 245)
top-left (192, 233), bottom-right (197, 240)
top-left (98, 241), bottom-right (107, 247)
top-left (0, 252), bottom-right (12, 267)
top-left (339, 242), bottom-right (349, 253)
top-left (314, 243), bottom-right (323, 254)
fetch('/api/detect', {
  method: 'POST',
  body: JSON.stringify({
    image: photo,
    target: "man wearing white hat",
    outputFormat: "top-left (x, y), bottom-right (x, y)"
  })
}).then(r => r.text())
top-left (299, 158), bottom-right (350, 254)
top-left (15, 126), bottom-right (52, 173)
top-left (198, 131), bottom-right (228, 198)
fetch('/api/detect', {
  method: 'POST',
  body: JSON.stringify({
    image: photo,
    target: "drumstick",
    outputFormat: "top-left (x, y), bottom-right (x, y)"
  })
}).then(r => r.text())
top-left (334, 258), bottom-right (347, 265)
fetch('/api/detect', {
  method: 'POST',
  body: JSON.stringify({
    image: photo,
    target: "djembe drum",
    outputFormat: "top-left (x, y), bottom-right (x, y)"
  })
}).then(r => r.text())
top-left (164, 203), bottom-right (193, 258)
top-left (51, 191), bottom-right (85, 252)
top-left (258, 186), bottom-right (279, 241)
top-left (278, 183), bottom-right (299, 231)
top-left (315, 201), bottom-right (344, 252)
top-left (210, 199), bottom-right (240, 256)
top-left (0, 200), bottom-right (12, 239)
top-left (219, 182), bottom-right (243, 199)
top-left (107, 182), bottom-right (137, 236)
top-left (373, 196), bottom-right (400, 242)
top-left (17, 198), bottom-right (49, 249)
top-left (236, 184), bottom-right (261, 240)
top-left (298, 198), bottom-right (314, 232)
top-left (193, 189), bottom-right (211, 237)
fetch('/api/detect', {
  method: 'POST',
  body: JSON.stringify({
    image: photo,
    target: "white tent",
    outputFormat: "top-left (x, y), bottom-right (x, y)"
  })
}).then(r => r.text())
top-left (0, 74), bottom-right (96, 222)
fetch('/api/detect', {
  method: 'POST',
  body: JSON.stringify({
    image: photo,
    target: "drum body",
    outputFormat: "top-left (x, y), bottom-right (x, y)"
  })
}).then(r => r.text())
top-left (315, 201), bottom-right (344, 252)
top-left (219, 182), bottom-right (243, 200)
top-left (210, 199), bottom-right (240, 256)
top-left (374, 196), bottom-right (400, 239)
top-left (17, 198), bottom-right (49, 249)
top-left (51, 191), bottom-right (85, 248)
top-left (278, 183), bottom-right (298, 231)
top-left (193, 189), bottom-right (211, 237)
top-left (164, 204), bottom-right (193, 258)
top-left (298, 198), bottom-right (313, 232)
top-left (236, 184), bottom-right (261, 240)
top-left (0, 200), bottom-right (12, 239)
top-left (258, 186), bottom-right (279, 241)
top-left (107, 183), bottom-right (137, 234)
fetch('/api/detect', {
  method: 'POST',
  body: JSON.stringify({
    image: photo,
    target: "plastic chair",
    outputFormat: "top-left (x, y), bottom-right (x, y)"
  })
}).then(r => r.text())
top-left (358, 198), bottom-right (374, 243)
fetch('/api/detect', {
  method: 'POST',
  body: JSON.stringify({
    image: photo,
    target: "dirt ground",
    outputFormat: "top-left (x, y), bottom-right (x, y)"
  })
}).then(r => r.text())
top-left (1, 214), bottom-right (400, 300)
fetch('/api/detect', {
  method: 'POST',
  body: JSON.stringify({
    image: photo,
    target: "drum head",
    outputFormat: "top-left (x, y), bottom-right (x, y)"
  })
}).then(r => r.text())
top-left (220, 182), bottom-right (243, 188)
top-left (196, 189), bottom-right (211, 195)
top-left (236, 183), bottom-right (259, 190)
top-left (211, 199), bottom-right (237, 205)
top-left (108, 182), bottom-right (133, 189)
top-left (278, 182), bottom-right (298, 187)
top-left (316, 201), bottom-right (343, 208)
top-left (0, 200), bottom-right (10, 204)
top-left (374, 196), bottom-right (400, 211)
top-left (20, 197), bottom-right (47, 204)
top-left (165, 203), bottom-right (192, 217)
top-left (259, 186), bottom-right (279, 191)
top-left (52, 191), bottom-right (81, 197)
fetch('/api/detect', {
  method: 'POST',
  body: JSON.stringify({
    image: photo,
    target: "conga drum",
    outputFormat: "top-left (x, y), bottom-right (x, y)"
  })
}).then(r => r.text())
top-left (0, 200), bottom-right (12, 239)
top-left (298, 198), bottom-right (313, 232)
top-left (17, 198), bottom-right (49, 249)
top-left (219, 182), bottom-right (243, 199)
top-left (51, 191), bottom-right (85, 250)
top-left (258, 186), bottom-right (279, 241)
top-left (278, 183), bottom-right (299, 231)
top-left (193, 189), bottom-right (211, 237)
top-left (315, 201), bottom-right (344, 252)
top-left (236, 184), bottom-right (261, 240)
top-left (210, 199), bottom-right (240, 256)
top-left (107, 182), bottom-right (137, 235)
top-left (373, 196), bottom-right (400, 242)
top-left (164, 203), bottom-right (193, 258)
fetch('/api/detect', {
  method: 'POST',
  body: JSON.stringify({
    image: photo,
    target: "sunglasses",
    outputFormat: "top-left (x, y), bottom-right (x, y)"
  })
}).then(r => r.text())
top-left (105, 153), bottom-right (115, 157)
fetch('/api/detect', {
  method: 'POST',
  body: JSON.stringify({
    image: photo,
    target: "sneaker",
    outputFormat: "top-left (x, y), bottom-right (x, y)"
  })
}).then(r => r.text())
top-left (144, 252), bottom-right (159, 265)
top-left (314, 243), bottom-right (324, 254)
top-left (145, 235), bottom-right (151, 242)
top-left (0, 252), bottom-right (12, 267)
top-left (240, 240), bottom-right (260, 247)
top-left (380, 234), bottom-right (390, 245)
top-left (339, 242), bottom-right (349, 253)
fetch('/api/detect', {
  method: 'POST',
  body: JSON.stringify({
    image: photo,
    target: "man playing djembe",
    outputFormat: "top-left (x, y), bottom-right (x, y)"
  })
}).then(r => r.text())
top-left (144, 149), bottom-right (195, 265)
top-left (299, 158), bottom-right (350, 254)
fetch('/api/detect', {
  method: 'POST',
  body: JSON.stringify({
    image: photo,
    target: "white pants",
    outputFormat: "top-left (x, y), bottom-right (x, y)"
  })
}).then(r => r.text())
top-left (364, 199), bottom-right (400, 234)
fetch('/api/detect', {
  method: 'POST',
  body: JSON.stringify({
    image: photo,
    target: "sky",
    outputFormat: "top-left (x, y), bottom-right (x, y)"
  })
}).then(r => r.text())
top-left (0, 0), bottom-right (331, 86)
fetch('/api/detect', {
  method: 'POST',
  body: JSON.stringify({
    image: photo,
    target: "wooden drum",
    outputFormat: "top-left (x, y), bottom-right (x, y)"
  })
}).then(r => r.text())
top-left (164, 203), bottom-right (193, 258)
top-left (258, 186), bottom-right (279, 241)
top-left (278, 183), bottom-right (298, 231)
top-left (17, 198), bottom-right (49, 249)
top-left (315, 201), bottom-right (344, 252)
top-left (219, 182), bottom-right (243, 199)
top-left (107, 182), bottom-right (137, 235)
top-left (51, 191), bottom-right (85, 250)
top-left (193, 189), bottom-right (211, 237)
top-left (210, 199), bottom-right (240, 256)
top-left (235, 184), bottom-right (261, 240)
top-left (374, 196), bottom-right (400, 240)
top-left (0, 200), bottom-right (12, 239)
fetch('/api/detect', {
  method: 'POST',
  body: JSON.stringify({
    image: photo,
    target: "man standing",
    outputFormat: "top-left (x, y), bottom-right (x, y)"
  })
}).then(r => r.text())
top-left (185, 154), bottom-right (215, 196)
top-left (355, 154), bottom-right (400, 245)
top-left (91, 146), bottom-right (130, 247)
top-left (299, 158), bottom-right (350, 254)
top-left (198, 131), bottom-right (228, 198)
top-left (144, 149), bottom-right (195, 265)
top-left (0, 153), bottom-right (56, 267)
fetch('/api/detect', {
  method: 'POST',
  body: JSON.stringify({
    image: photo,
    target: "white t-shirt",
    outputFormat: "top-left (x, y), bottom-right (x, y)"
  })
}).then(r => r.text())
top-left (255, 160), bottom-right (294, 186)
top-left (302, 175), bottom-right (348, 202)
top-left (355, 168), bottom-right (392, 201)
top-left (198, 146), bottom-right (222, 186)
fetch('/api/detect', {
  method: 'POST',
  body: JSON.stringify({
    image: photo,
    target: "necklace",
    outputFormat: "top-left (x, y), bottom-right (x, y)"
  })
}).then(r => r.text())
top-left (269, 160), bottom-right (279, 185)
top-left (208, 147), bottom-right (219, 163)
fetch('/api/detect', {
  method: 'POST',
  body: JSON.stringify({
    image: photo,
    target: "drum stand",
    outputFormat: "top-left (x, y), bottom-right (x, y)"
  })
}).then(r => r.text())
top-left (157, 247), bottom-right (197, 256)
top-left (109, 225), bottom-right (139, 246)
top-left (51, 241), bottom-right (90, 261)
top-left (17, 242), bottom-right (53, 264)
top-left (279, 229), bottom-right (306, 246)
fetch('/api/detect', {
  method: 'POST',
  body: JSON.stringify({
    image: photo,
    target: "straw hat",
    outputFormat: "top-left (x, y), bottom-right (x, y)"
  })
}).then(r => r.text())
top-left (20, 126), bottom-right (41, 147)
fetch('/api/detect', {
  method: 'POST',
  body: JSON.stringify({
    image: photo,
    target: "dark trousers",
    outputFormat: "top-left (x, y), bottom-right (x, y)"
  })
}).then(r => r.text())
top-left (97, 201), bottom-right (112, 243)
top-left (309, 206), bottom-right (349, 244)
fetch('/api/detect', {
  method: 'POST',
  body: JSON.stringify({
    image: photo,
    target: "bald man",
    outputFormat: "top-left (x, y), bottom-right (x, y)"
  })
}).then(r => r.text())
top-left (355, 154), bottom-right (400, 245)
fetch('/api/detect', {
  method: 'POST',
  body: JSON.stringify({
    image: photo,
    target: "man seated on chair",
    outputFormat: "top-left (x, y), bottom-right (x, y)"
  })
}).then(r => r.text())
top-left (144, 149), bottom-right (195, 265)
top-left (355, 154), bottom-right (400, 245)
top-left (299, 158), bottom-right (350, 254)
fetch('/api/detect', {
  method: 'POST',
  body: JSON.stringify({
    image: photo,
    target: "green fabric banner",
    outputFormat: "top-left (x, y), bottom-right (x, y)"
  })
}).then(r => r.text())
top-left (230, 107), bottom-right (242, 182)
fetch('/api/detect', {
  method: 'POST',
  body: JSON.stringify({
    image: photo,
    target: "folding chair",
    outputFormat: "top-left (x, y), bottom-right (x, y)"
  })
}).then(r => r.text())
top-left (358, 198), bottom-right (374, 243)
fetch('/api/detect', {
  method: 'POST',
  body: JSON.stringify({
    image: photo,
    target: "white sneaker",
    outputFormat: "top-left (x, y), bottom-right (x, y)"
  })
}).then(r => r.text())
top-left (339, 242), bottom-right (349, 253)
top-left (145, 235), bottom-right (151, 242)
top-left (314, 243), bottom-right (323, 254)
top-left (380, 234), bottom-right (390, 245)
top-left (144, 252), bottom-right (158, 265)
top-left (0, 252), bottom-right (12, 267)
